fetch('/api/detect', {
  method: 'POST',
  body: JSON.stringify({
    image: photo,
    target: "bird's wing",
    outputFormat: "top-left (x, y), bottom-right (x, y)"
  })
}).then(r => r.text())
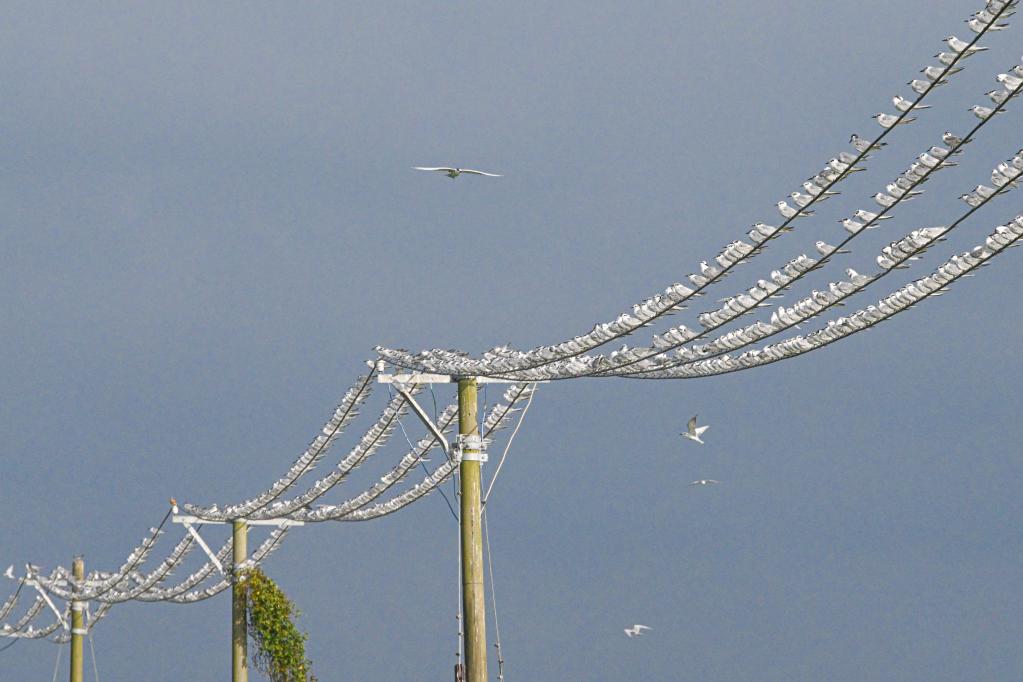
top-left (688, 480), bottom-right (701, 486)
top-left (687, 416), bottom-right (698, 434)
top-left (458, 169), bottom-right (503, 176)
top-left (412, 166), bottom-right (455, 172)
top-left (694, 425), bottom-right (710, 436)
top-left (636, 625), bottom-right (651, 631)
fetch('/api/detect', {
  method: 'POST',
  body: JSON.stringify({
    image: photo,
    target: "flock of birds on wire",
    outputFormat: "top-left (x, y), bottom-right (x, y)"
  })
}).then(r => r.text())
top-left (3, 0), bottom-right (1023, 661)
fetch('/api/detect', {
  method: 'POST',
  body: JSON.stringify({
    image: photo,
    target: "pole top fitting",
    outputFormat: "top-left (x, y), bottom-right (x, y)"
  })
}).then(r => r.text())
top-left (454, 434), bottom-right (487, 462)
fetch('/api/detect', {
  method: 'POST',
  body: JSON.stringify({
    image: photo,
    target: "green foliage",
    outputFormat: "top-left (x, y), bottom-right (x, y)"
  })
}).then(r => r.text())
top-left (242, 568), bottom-right (317, 682)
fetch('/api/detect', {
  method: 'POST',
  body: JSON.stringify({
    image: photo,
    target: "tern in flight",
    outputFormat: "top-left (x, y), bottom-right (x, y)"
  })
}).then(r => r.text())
top-left (625, 624), bottom-right (652, 638)
top-left (413, 166), bottom-right (502, 179)
top-left (689, 479), bottom-right (720, 486)
top-left (681, 415), bottom-right (710, 445)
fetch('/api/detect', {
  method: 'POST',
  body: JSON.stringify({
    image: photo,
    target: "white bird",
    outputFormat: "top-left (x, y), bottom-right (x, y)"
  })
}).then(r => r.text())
top-left (874, 192), bottom-right (898, 208)
top-left (803, 180), bottom-right (839, 198)
top-left (875, 112), bottom-right (913, 128)
top-left (681, 415), bottom-right (710, 445)
top-left (840, 218), bottom-right (872, 234)
top-left (815, 240), bottom-right (850, 256)
top-left (699, 261), bottom-right (720, 278)
top-left (921, 64), bottom-right (953, 81)
top-left (854, 209), bottom-right (890, 223)
top-left (943, 131), bottom-right (966, 147)
top-left (849, 134), bottom-right (885, 153)
top-left (945, 36), bottom-right (987, 54)
top-left (908, 79), bottom-right (931, 95)
top-left (412, 166), bottom-right (502, 178)
top-left (689, 479), bottom-right (720, 486)
top-left (892, 95), bottom-right (930, 112)
top-left (967, 17), bottom-right (1008, 33)
top-left (988, 88), bottom-right (1012, 105)
top-left (971, 104), bottom-right (999, 119)
top-left (789, 191), bottom-right (814, 208)
top-left (777, 201), bottom-right (812, 219)
top-left (997, 73), bottom-right (1023, 89)
top-left (3, 566), bottom-right (14, 580)
top-left (625, 624), bottom-right (652, 638)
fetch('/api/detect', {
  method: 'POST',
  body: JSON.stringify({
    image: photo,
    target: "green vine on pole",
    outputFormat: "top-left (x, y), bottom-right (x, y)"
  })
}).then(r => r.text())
top-left (242, 568), bottom-right (317, 682)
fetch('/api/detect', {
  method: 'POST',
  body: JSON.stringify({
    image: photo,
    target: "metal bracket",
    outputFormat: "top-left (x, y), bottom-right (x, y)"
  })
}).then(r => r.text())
top-left (393, 387), bottom-right (451, 456)
top-left (26, 579), bottom-right (68, 632)
top-left (170, 509), bottom-right (303, 575)
top-left (177, 520), bottom-right (225, 575)
top-left (454, 433), bottom-right (488, 462)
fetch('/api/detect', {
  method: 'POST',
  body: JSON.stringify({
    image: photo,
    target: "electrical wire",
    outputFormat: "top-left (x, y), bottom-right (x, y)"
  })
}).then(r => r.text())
top-left (50, 642), bottom-right (62, 682)
top-left (482, 509), bottom-right (505, 681)
top-left (483, 384), bottom-right (537, 505)
top-left (86, 605), bottom-right (100, 682)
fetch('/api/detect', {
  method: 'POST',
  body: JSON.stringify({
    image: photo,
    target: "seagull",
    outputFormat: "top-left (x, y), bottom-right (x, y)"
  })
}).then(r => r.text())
top-left (777, 201), bottom-right (812, 219)
top-left (943, 131), bottom-right (967, 147)
top-left (840, 217), bottom-right (872, 234)
top-left (874, 112), bottom-right (914, 128)
top-left (969, 105), bottom-right (996, 120)
top-left (689, 479), bottom-right (720, 486)
top-left (625, 624), bottom-right (652, 638)
top-left (681, 415), bottom-right (710, 445)
top-left (854, 209), bottom-right (890, 223)
top-left (3, 566), bottom-right (14, 580)
top-left (815, 240), bottom-right (850, 256)
top-left (945, 36), bottom-right (987, 55)
top-left (849, 134), bottom-right (885, 153)
top-left (997, 73), bottom-right (1023, 89)
top-left (413, 166), bottom-right (502, 179)
top-left (892, 95), bottom-right (930, 112)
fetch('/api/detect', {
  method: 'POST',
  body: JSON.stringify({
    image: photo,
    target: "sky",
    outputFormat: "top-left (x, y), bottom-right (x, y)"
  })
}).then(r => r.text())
top-left (2, 1), bottom-right (1022, 680)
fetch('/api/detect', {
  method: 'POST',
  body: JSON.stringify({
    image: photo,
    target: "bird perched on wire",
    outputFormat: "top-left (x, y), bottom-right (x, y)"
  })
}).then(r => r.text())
top-left (625, 624), bottom-right (652, 638)
top-left (413, 166), bottom-right (502, 179)
top-left (681, 415), bottom-right (710, 445)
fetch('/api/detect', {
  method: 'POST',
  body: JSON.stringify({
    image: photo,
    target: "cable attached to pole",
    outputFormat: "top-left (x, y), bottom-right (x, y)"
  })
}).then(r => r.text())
top-left (483, 510), bottom-right (505, 680)
top-left (483, 384), bottom-right (537, 506)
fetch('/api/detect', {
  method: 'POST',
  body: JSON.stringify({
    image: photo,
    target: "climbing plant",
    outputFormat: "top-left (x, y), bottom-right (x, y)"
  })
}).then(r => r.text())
top-left (243, 568), bottom-right (317, 682)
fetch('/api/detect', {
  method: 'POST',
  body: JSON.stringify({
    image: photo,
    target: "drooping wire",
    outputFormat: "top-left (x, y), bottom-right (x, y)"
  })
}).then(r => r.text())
top-left (87, 606), bottom-right (100, 682)
top-left (455, 490), bottom-right (464, 672)
top-left (483, 384), bottom-right (537, 506)
top-left (483, 509), bottom-right (505, 680)
top-left (51, 643), bottom-right (62, 682)
top-left (386, 384), bottom-right (458, 522)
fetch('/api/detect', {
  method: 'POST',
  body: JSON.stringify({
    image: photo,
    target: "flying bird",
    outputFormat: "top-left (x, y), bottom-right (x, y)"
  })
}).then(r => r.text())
top-left (689, 479), bottom-right (720, 486)
top-left (413, 166), bottom-right (502, 179)
top-left (3, 566), bottom-right (14, 580)
top-left (681, 416), bottom-right (710, 445)
top-left (625, 624), bottom-right (652, 638)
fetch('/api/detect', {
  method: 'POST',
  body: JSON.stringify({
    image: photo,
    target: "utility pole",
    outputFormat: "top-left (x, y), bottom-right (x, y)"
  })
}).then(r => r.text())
top-left (232, 520), bottom-right (248, 682)
top-left (458, 378), bottom-right (487, 682)
top-left (69, 557), bottom-right (84, 682)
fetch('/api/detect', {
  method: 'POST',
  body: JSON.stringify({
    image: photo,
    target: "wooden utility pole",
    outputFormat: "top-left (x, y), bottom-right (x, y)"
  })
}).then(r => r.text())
top-left (232, 520), bottom-right (248, 682)
top-left (458, 378), bottom-right (487, 682)
top-left (69, 557), bottom-right (84, 682)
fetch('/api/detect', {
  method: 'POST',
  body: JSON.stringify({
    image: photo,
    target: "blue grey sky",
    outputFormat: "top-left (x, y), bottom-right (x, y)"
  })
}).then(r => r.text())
top-left (2, 1), bottom-right (1022, 680)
